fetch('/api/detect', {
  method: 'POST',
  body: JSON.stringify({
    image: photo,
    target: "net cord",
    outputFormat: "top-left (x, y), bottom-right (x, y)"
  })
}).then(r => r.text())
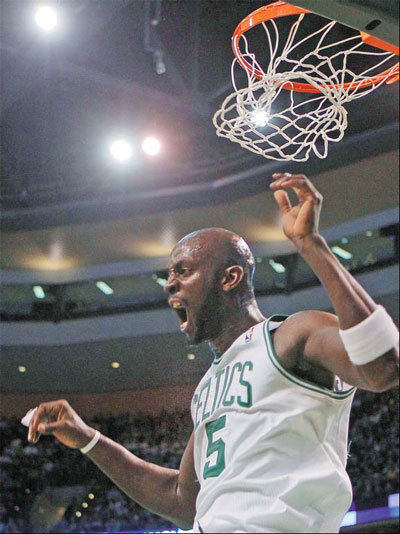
top-left (214, 13), bottom-right (398, 161)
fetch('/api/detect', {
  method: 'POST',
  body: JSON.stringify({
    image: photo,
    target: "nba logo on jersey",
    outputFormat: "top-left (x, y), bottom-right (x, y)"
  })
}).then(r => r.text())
top-left (335, 378), bottom-right (344, 392)
top-left (245, 326), bottom-right (255, 343)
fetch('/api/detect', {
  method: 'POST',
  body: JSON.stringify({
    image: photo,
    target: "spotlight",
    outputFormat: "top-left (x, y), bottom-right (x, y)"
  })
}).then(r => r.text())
top-left (110, 140), bottom-right (132, 163)
top-left (35, 6), bottom-right (58, 32)
top-left (250, 110), bottom-right (269, 127)
top-left (142, 136), bottom-right (161, 156)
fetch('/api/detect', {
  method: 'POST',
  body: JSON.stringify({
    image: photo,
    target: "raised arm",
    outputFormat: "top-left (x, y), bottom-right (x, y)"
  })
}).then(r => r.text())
top-left (270, 173), bottom-right (399, 392)
top-left (27, 400), bottom-right (199, 529)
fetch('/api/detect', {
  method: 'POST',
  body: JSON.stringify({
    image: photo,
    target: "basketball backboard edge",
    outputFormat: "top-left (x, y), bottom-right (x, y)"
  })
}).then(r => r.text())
top-left (291, 0), bottom-right (399, 46)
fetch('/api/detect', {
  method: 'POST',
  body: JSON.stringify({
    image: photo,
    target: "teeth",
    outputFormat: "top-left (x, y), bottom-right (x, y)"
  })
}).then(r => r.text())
top-left (172, 302), bottom-right (181, 309)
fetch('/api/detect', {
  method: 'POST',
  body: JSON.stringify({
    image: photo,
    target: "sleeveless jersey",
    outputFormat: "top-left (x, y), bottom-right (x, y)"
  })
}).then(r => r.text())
top-left (190, 316), bottom-right (356, 533)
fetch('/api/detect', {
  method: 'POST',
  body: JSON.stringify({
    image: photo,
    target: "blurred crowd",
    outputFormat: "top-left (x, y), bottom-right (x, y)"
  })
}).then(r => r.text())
top-left (0, 388), bottom-right (398, 533)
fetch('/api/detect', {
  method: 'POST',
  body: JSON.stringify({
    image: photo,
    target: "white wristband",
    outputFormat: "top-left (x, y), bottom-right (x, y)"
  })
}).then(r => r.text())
top-left (339, 305), bottom-right (399, 366)
top-left (80, 430), bottom-right (101, 454)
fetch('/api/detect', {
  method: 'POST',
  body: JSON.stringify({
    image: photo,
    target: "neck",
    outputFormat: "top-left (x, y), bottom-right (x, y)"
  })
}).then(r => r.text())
top-left (208, 299), bottom-right (265, 358)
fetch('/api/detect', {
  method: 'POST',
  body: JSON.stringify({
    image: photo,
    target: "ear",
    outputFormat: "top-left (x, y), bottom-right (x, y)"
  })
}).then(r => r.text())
top-left (221, 265), bottom-right (245, 292)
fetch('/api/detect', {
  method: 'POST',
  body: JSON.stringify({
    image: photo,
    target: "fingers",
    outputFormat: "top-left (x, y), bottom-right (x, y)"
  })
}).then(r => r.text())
top-left (270, 173), bottom-right (323, 204)
top-left (27, 400), bottom-right (67, 443)
top-left (273, 190), bottom-right (292, 215)
top-left (37, 421), bottom-right (64, 435)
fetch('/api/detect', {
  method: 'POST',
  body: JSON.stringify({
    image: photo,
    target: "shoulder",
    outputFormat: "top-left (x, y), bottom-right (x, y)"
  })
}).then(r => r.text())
top-left (271, 311), bottom-right (338, 383)
top-left (273, 310), bottom-right (339, 340)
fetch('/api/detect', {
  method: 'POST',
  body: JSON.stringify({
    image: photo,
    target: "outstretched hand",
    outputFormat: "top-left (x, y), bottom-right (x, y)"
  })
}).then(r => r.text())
top-left (270, 173), bottom-right (323, 246)
top-left (27, 399), bottom-right (96, 449)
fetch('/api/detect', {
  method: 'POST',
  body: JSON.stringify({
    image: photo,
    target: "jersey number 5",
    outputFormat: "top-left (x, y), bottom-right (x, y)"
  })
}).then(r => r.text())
top-left (203, 415), bottom-right (226, 479)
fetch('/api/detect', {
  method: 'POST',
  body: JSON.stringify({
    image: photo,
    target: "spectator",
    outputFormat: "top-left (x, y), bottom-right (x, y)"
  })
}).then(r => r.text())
top-left (0, 391), bottom-right (397, 533)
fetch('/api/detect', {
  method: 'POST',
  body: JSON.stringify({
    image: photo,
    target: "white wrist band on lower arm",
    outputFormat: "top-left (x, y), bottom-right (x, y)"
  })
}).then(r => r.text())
top-left (339, 305), bottom-right (399, 366)
top-left (80, 430), bottom-right (101, 454)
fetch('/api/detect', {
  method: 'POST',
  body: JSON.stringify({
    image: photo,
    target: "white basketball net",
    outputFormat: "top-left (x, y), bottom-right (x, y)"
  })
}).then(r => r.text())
top-left (213, 13), bottom-right (399, 161)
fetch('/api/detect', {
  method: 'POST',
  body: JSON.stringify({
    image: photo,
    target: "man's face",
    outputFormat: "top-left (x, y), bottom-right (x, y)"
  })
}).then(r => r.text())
top-left (165, 241), bottom-right (226, 345)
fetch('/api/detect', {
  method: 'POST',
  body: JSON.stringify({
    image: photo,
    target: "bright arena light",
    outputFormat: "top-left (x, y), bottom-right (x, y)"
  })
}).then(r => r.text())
top-left (142, 136), bottom-right (161, 156)
top-left (250, 110), bottom-right (269, 128)
top-left (35, 6), bottom-right (58, 32)
top-left (110, 140), bottom-right (132, 162)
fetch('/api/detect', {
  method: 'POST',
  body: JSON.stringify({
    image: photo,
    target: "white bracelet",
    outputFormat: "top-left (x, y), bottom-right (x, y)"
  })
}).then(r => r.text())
top-left (80, 430), bottom-right (101, 454)
top-left (339, 305), bottom-right (399, 366)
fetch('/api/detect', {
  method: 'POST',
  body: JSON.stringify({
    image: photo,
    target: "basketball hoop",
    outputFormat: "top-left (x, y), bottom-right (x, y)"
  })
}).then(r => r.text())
top-left (213, 1), bottom-right (399, 161)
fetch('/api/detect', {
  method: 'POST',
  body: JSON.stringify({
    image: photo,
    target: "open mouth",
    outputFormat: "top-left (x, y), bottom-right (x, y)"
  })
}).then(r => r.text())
top-left (171, 301), bottom-right (189, 333)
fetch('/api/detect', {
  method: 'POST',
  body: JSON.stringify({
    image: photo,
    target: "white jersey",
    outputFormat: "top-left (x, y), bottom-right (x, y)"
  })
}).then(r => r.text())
top-left (191, 316), bottom-right (355, 533)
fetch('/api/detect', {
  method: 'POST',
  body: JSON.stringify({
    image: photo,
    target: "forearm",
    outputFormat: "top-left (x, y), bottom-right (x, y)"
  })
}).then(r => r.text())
top-left (87, 432), bottom-right (192, 528)
top-left (270, 173), bottom-right (398, 391)
top-left (298, 234), bottom-right (398, 390)
top-left (297, 234), bottom-right (377, 328)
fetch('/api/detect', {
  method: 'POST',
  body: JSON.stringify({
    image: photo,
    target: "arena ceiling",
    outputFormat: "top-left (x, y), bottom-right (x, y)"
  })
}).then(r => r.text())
top-left (0, 1), bottom-right (399, 395)
top-left (1, 1), bottom-right (399, 245)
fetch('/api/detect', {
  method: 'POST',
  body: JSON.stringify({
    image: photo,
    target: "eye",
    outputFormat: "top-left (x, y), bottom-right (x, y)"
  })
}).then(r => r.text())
top-left (181, 267), bottom-right (194, 277)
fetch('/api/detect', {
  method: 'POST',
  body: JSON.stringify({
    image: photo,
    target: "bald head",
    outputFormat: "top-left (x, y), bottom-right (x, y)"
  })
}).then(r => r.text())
top-left (173, 228), bottom-right (256, 295)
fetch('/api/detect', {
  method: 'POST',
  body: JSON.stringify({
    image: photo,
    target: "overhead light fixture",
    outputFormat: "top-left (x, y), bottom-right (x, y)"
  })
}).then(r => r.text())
top-left (365, 230), bottom-right (373, 237)
top-left (35, 5), bottom-right (58, 32)
top-left (96, 281), bottom-right (114, 295)
top-left (187, 354), bottom-right (196, 360)
top-left (142, 136), bottom-right (161, 156)
top-left (341, 237), bottom-right (349, 244)
top-left (110, 139), bottom-right (132, 163)
top-left (88, 493), bottom-right (95, 500)
top-left (331, 246), bottom-right (353, 260)
top-left (18, 366), bottom-right (27, 373)
top-left (268, 259), bottom-right (286, 273)
top-left (82, 502), bottom-right (88, 509)
top-left (33, 286), bottom-right (45, 299)
top-left (111, 362), bottom-right (120, 369)
top-left (75, 511), bottom-right (82, 518)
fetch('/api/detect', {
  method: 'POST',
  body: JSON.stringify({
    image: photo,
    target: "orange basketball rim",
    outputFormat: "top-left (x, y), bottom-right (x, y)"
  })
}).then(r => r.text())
top-left (231, 0), bottom-right (399, 93)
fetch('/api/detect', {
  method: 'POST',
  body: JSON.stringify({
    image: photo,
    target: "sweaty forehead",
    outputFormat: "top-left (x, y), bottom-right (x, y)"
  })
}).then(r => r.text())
top-left (168, 238), bottom-right (208, 267)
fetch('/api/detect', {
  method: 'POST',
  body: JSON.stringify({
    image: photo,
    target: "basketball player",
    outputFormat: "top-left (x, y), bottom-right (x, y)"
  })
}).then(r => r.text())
top-left (26, 173), bottom-right (399, 533)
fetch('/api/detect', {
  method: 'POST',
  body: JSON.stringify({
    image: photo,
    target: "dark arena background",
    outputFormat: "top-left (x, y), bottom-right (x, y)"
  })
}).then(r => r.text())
top-left (0, 1), bottom-right (399, 533)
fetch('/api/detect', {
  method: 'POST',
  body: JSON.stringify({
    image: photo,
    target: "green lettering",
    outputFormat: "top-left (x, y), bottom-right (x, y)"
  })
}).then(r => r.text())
top-left (237, 360), bottom-right (253, 408)
top-left (211, 369), bottom-right (225, 416)
top-left (223, 362), bottom-right (242, 406)
top-left (195, 391), bottom-right (203, 429)
top-left (201, 379), bottom-right (212, 422)
top-left (217, 366), bottom-right (231, 410)
top-left (192, 393), bottom-right (198, 415)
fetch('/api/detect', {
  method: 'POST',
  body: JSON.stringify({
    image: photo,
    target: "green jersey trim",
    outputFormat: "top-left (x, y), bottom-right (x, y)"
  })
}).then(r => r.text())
top-left (264, 315), bottom-right (356, 400)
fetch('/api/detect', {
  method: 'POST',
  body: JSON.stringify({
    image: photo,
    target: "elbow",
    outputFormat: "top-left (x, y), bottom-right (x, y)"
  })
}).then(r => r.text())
top-left (179, 502), bottom-right (197, 530)
top-left (366, 375), bottom-right (398, 393)
top-left (177, 517), bottom-right (196, 530)
top-left (359, 347), bottom-right (399, 392)
top-left (173, 507), bottom-right (196, 530)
